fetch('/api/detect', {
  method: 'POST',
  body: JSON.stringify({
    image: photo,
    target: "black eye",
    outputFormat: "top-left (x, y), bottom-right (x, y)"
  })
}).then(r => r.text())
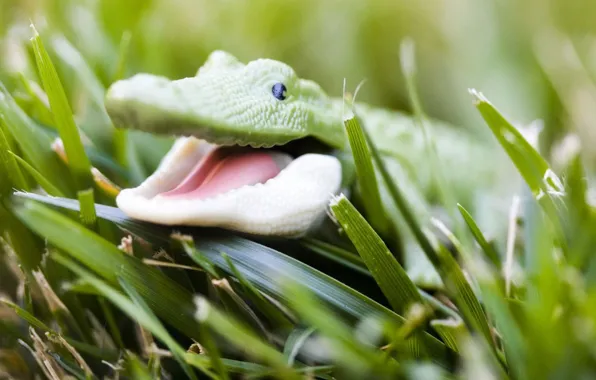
top-left (271, 83), bottom-right (287, 100)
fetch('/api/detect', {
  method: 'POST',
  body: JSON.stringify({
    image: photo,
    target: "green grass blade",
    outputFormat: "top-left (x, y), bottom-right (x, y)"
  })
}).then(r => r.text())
top-left (342, 111), bottom-right (389, 234)
top-left (283, 327), bottom-right (315, 365)
top-left (329, 194), bottom-right (423, 314)
top-left (114, 30), bottom-right (132, 81)
top-left (11, 192), bottom-right (449, 360)
top-left (97, 298), bottom-right (124, 349)
top-left (451, 206), bottom-right (527, 374)
top-left (8, 197), bottom-right (201, 341)
top-left (0, 204), bottom-right (44, 271)
top-left (470, 90), bottom-right (549, 196)
top-left (222, 253), bottom-right (292, 329)
top-left (281, 281), bottom-right (400, 377)
top-left (400, 40), bottom-right (469, 248)
top-left (0, 299), bottom-right (52, 331)
top-left (433, 219), bottom-right (526, 376)
top-left (457, 204), bottom-right (501, 269)
top-left (363, 125), bottom-right (439, 266)
top-left (470, 90), bottom-right (566, 246)
top-left (47, 352), bottom-right (88, 380)
top-left (362, 128), bottom-right (499, 359)
top-left (177, 236), bottom-right (219, 278)
top-left (1, 297), bottom-right (118, 361)
top-left (124, 352), bottom-right (152, 380)
top-left (184, 354), bottom-right (267, 375)
top-left (0, 125), bottom-right (28, 193)
top-left (53, 253), bottom-right (204, 380)
top-left (30, 25), bottom-right (93, 192)
top-left (435, 243), bottom-right (498, 359)
top-left (0, 83), bottom-right (73, 195)
top-left (194, 296), bottom-right (299, 380)
top-left (300, 238), bottom-right (369, 276)
top-left (430, 319), bottom-right (467, 352)
top-left (77, 189), bottom-right (97, 227)
top-left (197, 322), bottom-right (229, 380)
top-left (48, 34), bottom-right (108, 113)
top-left (117, 278), bottom-right (201, 380)
top-left (17, 74), bottom-right (53, 126)
top-left (8, 151), bottom-right (64, 196)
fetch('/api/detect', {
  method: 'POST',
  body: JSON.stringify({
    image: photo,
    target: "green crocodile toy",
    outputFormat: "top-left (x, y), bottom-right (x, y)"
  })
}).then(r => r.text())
top-left (105, 50), bottom-right (519, 286)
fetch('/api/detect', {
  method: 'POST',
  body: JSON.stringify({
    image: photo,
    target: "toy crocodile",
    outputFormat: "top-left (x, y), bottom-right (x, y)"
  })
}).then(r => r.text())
top-left (105, 51), bottom-right (517, 285)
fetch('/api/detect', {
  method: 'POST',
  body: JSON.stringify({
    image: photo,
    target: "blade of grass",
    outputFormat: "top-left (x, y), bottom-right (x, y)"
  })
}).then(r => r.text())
top-left (0, 298), bottom-right (52, 331)
top-left (124, 352), bottom-right (152, 380)
top-left (194, 296), bottom-right (299, 380)
top-left (470, 90), bottom-right (566, 246)
top-left (48, 34), bottom-right (107, 113)
top-left (563, 155), bottom-right (596, 268)
top-left (91, 167), bottom-right (121, 199)
top-left (300, 238), bottom-right (369, 275)
top-left (430, 319), bottom-right (467, 352)
top-left (77, 188), bottom-right (97, 227)
top-left (342, 104), bottom-right (389, 234)
top-left (52, 253), bottom-right (203, 380)
top-left (9, 197), bottom-right (202, 340)
top-left (30, 25), bottom-right (93, 192)
top-left (457, 204), bottom-right (501, 269)
top-left (222, 253), bottom-right (293, 328)
top-left (17, 74), bottom-right (53, 126)
top-left (0, 204), bottom-right (44, 271)
top-left (361, 123), bottom-right (500, 365)
top-left (283, 327), bottom-right (316, 365)
top-left (211, 277), bottom-right (271, 344)
top-left (112, 31), bottom-right (133, 174)
top-left (183, 354), bottom-right (271, 375)
top-left (175, 236), bottom-right (219, 278)
top-left (281, 281), bottom-right (400, 377)
top-left (114, 30), bottom-right (132, 82)
top-left (0, 83), bottom-right (73, 195)
top-left (11, 192), bottom-right (449, 360)
top-left (470, 90), bottom-right (549, 193)
top-left (117, 277), bottom-right (200, 380)
top-left (97, 298), bottom-right (124, 349)
top-left (0, 125), bottom-right (28, 193)
top-left (400, 39), bottom-right (470, 248)
top-left (432, 218), bottom-right (527, 379)
top-left (8, 151), bottom-right (64, 196)
top-left (197, 322), bottom-right (229, 380)
top-left (329, 194), bottom-right (423, 314)
top-left (1, 298), bottom-right (119, 361)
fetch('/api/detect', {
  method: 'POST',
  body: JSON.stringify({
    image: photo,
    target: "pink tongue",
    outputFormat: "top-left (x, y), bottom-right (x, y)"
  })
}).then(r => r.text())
top-left (160, 148), bottom-right (284, 200)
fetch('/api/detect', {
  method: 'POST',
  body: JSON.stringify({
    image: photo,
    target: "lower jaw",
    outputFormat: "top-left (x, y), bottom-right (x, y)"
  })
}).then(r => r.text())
top-left (115, 136), bottom-right (343, 236)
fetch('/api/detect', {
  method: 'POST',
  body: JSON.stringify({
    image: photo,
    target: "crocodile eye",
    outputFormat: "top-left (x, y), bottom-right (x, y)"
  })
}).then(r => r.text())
top-left (271, 83), bottom-right (287, 100)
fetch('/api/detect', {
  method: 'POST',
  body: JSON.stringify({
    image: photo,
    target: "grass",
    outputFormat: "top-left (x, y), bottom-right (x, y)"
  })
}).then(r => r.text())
top-left (1, 2), bottom-right (596, 379)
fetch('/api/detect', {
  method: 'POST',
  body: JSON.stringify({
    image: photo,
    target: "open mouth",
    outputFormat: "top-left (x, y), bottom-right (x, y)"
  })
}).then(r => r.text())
top-left (116, 137), bottom-right (342, 236)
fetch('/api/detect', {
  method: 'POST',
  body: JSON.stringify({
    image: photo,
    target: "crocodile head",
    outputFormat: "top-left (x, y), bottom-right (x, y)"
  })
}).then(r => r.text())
top-left (105, 51), bottom-right (345, 236)
top-left (105, 50), bottom-right (346, 149)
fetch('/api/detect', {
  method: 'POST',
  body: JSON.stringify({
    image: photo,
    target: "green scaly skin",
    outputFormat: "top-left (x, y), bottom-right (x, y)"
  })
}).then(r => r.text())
top-left (105, 50), bottom-right (515, 287)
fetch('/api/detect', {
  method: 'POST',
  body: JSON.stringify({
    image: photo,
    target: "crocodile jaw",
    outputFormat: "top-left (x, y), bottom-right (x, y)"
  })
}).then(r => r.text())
top-left (115, 136), bottom-right (342, 236)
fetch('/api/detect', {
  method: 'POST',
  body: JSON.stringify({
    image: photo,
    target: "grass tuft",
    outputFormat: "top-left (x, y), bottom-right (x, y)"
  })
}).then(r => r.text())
top-left (30, 25), bottom-right (93, 192)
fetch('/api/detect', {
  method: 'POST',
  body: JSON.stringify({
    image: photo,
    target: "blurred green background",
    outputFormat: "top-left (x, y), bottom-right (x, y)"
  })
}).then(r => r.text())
top-left (3, 0), bottom-right (595, 153)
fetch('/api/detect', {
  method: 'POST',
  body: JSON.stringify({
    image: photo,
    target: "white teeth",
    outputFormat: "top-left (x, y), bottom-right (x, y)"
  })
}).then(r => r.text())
top-left (116, 136), bottom-right (342, 237)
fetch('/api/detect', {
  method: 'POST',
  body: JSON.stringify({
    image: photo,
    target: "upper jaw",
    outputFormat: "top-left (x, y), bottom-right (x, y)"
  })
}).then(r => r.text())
top-left (105, 74), bottom-right (306, 148)
top-left (116, 136), bottom-right (342, 237)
